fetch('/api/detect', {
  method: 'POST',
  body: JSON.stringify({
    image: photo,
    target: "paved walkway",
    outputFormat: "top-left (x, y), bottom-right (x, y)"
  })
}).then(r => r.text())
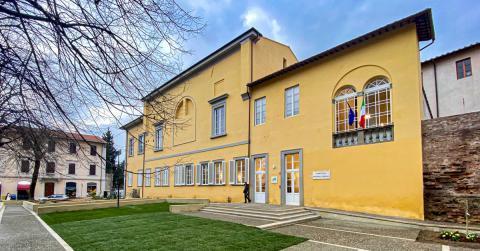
top-left (184, 211), bottom-right (476, 251)
top-left (0, 205), bottom-right (64, 251)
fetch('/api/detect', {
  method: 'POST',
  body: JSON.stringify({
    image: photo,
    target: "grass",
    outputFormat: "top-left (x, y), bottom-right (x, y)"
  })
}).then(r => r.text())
top-left (41, 203), bottom-right (306, 250)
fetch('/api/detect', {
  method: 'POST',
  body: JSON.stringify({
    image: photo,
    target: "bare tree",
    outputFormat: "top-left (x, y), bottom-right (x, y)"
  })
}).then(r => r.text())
top-left (0, 0), bottom-right (203, 197)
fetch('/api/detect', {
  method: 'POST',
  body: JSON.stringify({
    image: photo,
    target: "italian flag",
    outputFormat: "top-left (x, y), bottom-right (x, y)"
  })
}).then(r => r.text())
top-left (359, 99), bottom-right (366, 128)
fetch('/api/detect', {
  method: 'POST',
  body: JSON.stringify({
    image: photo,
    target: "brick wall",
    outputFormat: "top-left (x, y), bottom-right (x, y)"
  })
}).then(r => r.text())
top-left (423, 112), bottom-right (480, 224)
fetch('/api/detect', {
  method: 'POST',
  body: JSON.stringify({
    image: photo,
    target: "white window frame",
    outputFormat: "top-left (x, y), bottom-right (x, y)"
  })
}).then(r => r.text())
top-left (212, 101), bottom-right (226, 137)
top-left (334, 89), bottom-right (358, 133)
top-left (229, 158), bottom-right (249, 185)
top-left (285, 85), bottom-right (299, 117)
top-left (174, 165), bottom-right (186, 186)
top-left (213, 160), bottom-right (225, 185)
top-left (145, 168), bottom-right (151, 186)
top-left (363, 79), bottom-right (392, 129)
top-left (254, 97), bottom-right (266, 125)
top-left (154, 168), bottom-right (161, 186)
top-left (127, 172), bottom-right (133, 187)
top-left (159, 167), bottom-right (169, 186)
top-left (185, 164), bottom-right (194, 186)
top-left (128, 138), bottom-right (134, 156)
top-left (199, 162), bottom-right (209, 185)
top-left (154, 124), bottom-right (163, 151)
top-left (138, 134), bottom-right (145, 155)
top-left (137, 169), bottom-right (143, 187)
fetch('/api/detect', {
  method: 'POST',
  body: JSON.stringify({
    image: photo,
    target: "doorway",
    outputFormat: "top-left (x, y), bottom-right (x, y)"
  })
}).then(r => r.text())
top-left (44, 182), bottom-right (55, 196)
top-left (253, 154), bottom-right (268, 203)
top-left (281, 149), bottom-right (303, 206)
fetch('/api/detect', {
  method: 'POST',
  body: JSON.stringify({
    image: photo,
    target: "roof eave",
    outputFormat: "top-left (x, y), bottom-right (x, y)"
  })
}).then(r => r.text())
top-left (142, 28), bottom-right (262, 102)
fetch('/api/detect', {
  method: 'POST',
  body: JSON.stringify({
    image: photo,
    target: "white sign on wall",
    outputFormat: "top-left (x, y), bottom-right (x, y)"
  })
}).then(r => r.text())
top-left (271, 176), bottom-right (278, 184)
top-left (312, 170), bottom-right (331, 180)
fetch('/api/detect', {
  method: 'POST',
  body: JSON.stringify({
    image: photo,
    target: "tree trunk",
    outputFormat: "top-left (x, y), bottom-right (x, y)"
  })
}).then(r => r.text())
top-left (30, 160), bottom-right (40, 200)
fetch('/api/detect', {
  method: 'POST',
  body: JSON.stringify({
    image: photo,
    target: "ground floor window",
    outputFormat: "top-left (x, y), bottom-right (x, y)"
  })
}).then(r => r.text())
top-left (214, 161), bottom-right (225, 185)
top-left (65, 182), bottom-right (77, 197)
top-left (87, 182), bottom-right (97, 194)
top-left (174, 165), bottom-right (185, 186)
top-left (145, 169), bottom-right (151, 187)
top-left (159, 168), bottom-right (169, 186)
top-left (137, 169), bottom-right (143, 187)
top-left (185, 164), bottom-right (194, 185)
top-left (127, 172), bottom-right (133, 187)
top-left (229, 158), bottom-right (249, 185)
top-left (198, 163), bottom-right (209, 185)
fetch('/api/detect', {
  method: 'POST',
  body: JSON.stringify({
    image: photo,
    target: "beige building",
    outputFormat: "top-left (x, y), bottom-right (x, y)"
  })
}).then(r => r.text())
top-left (422, 42), bottom-right (479, 119)
top-left (0, 132), bottom-right (107, 200)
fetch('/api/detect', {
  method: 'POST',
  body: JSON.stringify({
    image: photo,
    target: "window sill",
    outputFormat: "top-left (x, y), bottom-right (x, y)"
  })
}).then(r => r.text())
top-left (210, 133), bottom-right (227, 139)
top-left (153, 148), bottom-right (163, 152)
top-left (137, 153), bottom-right (144, 156)
top-left (285, 113), bottom-right (300, 119)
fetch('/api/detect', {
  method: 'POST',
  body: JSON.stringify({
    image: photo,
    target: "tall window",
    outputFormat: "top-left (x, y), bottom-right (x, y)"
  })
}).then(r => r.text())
top-left (46, 162), bottom-right (55, 174)
top-left (229, 158), bottom-right (249, 185)
top-left (456, 58), bottom-right (472, 79)
top-left (145, 169), bottom-right (151, 186)
top-left (185, 164), bottom-right (194, 186)
top-left (214, 161), bottom-right (225, 185)
top-left (127, 172), bottom-right (133, 187)
top-left (47, 140), bottom-right (55, 153)
top-left (174, 165), bottom-right (185, 186)
top-left (137, 169), bottom-right (143, 187)
top-left (334, 87), bottom-right (357, 133)
top-left (285, 85), bottom-right (299, 117)
top-left (155, 124), bottom-right (163, 150)
top-left (69, 142), bottom-right (76, 154)
top-left (90, 145), bottom-right (97, 156)
top-left (212, 102), bottom-right (226, 137)
top-left (89, 165), bottom-right (96, 175)
top-left (159, 168), bottom-right (169, 186)
top-left (154, 168), bottom-right (161, 186)
top-left (363, 78), bottom-right (392, 128)
top-left (199, 163), bottom-right (209, 185)
top-left (21, 160), bottom-right (29, 173)
top-left (138, 134), bottom-right (145, 154)
top-left (68, 163), bottom-right (75, 175)
top-left (255, 97), bottom-right (266, 125)
top-left (128, 138), bottom-right (134, 156)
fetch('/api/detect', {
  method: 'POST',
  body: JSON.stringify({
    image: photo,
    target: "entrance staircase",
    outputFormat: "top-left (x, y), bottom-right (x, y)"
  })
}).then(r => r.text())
top-left (200, 203), bottom-right (320, 229)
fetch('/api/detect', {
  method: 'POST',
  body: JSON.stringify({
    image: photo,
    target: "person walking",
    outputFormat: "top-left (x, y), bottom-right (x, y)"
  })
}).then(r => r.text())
top-left (243, 182), bottom-right (251, 203)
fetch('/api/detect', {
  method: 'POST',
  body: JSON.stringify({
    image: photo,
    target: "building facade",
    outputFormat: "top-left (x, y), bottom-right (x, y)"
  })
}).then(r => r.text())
top-left (122, 9), bottom-right (434, 220)
top-left (0, 133), bottom-right (107, 200)
top-left (422, 43), bottom-right (480, 119)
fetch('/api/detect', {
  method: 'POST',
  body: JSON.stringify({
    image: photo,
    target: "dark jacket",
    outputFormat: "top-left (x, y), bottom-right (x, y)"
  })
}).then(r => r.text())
top-left (243, 184), bottom-right (249, 194)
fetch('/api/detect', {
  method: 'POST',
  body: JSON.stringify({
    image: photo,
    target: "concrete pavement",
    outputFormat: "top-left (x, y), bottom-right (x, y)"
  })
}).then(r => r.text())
top-left (0, 205), bottom-right (64, 250)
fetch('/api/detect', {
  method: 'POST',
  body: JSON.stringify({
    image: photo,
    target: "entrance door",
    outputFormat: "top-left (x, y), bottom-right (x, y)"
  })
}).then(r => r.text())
top-left (44, 182), bottom-right (54, 196)
top-left (254, 157), bottom-right (266, 203)
top-left (284, 152), bottom-right (300, 205)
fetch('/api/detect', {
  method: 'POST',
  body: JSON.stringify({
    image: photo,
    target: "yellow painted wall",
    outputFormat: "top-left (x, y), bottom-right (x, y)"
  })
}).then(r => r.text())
top-left (125, 35), bottom-right (296, 202)
top-left (249, 25), bottom-right (424, 219)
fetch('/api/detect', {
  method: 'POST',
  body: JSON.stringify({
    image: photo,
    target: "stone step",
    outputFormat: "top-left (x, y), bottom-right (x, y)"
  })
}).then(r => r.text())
top-left (207, 204), bottom-right (307, 214)
top-left (201, 207), bottom-right (315, 221)
top-left (204, 206), bottom-right (308, 217)
top-left (257, 214), bottom-right (322, 230)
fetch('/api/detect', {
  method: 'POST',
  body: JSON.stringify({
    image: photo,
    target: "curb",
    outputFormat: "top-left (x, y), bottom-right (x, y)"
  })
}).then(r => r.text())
top-left (309, 208), bottom-right (480, 232)
top-left (25, 207), bottom-right (74, 251)
top-left (0, 202), bottom-right (4, 224)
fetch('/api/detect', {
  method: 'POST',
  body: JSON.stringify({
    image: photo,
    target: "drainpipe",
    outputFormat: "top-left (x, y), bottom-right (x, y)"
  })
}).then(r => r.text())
top-left (433, 61), bottom-right (439, 118)
top-left (124, 131), bottom-right (128, 198)
top-left (141, 133), bottom-right (146, 199)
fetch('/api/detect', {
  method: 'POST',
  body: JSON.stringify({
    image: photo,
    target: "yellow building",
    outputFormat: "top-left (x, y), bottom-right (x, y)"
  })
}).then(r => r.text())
top-left (121, 9), bottom-right (435, 220)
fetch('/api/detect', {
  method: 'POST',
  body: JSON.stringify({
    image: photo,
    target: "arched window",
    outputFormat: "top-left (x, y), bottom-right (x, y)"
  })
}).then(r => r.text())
top-left (334, 87), bottom-right (357, 133)
top-left (363, 77), bottom-right (392, 128)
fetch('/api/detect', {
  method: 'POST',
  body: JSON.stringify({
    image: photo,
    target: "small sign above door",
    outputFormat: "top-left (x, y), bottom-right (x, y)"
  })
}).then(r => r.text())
top-left (312, 170), bottom-right (331, 180)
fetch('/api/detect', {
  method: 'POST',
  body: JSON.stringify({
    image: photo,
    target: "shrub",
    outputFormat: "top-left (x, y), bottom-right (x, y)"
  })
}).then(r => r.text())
top-left (440, 231), bottom-right (452, 240)
top-left (466, 233), bottom-right (478, 242)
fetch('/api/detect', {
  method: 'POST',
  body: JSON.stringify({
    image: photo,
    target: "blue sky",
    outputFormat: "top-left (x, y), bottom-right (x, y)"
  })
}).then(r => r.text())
top-left (112, 0), bottom-right (480, 156)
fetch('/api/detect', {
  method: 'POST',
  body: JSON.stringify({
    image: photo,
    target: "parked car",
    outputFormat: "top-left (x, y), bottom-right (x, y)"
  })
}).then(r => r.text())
top-left (39, 194), bottom-right (69, 203)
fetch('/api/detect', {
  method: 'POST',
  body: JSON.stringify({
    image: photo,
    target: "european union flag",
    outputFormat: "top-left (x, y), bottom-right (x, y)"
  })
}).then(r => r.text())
top-left (348, 105), bottom-right (355, 126)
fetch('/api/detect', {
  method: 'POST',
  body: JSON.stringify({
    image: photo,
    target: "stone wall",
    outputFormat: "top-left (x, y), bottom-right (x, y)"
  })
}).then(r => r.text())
top-left (423, 111), bottom-right (480, 224)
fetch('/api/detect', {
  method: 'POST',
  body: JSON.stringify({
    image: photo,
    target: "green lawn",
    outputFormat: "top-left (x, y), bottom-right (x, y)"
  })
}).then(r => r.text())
top-left (41, 203), bottom-right (306, 250)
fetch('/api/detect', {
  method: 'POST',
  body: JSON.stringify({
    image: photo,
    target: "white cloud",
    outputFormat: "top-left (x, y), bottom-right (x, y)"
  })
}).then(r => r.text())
top-left (182, 0), bottom-right (232, 15)
top-left (241, 7), bottom-right (287, 43)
